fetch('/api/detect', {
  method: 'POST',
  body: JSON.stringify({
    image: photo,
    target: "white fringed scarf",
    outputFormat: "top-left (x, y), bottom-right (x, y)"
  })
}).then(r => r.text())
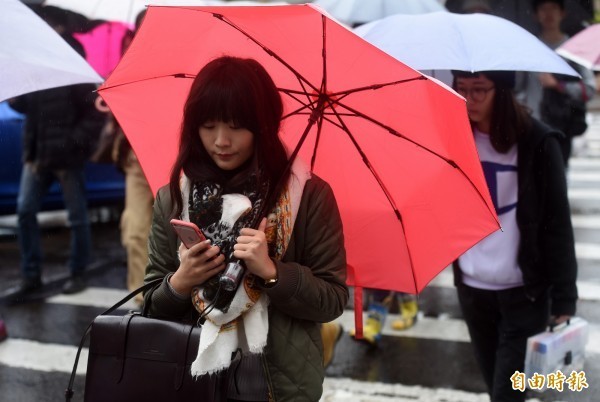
top-left (178, 158), bottom-right (310, 377)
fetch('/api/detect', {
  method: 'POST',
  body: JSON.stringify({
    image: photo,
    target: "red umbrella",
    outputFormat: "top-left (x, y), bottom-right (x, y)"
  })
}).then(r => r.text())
top-left (99, 4), bottom-right (498, 302)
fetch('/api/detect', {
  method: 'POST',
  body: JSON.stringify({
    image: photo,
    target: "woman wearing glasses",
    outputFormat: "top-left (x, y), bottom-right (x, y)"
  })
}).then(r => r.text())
top-left (452, 71), bottom-right (577, 402)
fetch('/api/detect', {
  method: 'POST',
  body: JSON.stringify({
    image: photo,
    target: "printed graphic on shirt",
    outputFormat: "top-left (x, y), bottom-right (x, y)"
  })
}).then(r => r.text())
top-left (481, 161), bottom-right (518, 216)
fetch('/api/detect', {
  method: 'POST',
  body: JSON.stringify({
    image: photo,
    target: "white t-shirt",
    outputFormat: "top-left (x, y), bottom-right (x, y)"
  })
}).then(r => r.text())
top-left (458, 129), bottom-right (524, 290)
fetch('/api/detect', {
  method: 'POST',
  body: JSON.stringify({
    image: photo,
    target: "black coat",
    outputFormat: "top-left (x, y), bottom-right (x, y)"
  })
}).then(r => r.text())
top-left (454, 118), bottom-right (578, 316)
top-left (10, 35), bottom-right (104, 170)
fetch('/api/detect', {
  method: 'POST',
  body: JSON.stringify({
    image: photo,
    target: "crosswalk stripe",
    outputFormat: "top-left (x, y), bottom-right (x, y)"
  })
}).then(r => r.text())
top-left (322, 378), bottom-right (552, 402)
top-left (322, 378), bottom-right (490, 402)
top-left (569, 188), bottom-right (600, 200)
top-left (0, 338), bottom-right (87, 375)
top-left (575, 242), bottom-right (600, 260)
top-left (571, 214), bottom-right (600, 229)
top-left (0, 339), bottom-right (548, 402)
top-left (46, 288), bottom-right (139, 310)
top-left (569, 158), bottom-right (600, 169)
top-left (569, 171), bottom-right (600, 182)
top-left (333, 310), bottom-right (600, 356)
top-left (428, 268), bottom-right (600, 303)
top-left (1, 313), bottom-right (597, 377)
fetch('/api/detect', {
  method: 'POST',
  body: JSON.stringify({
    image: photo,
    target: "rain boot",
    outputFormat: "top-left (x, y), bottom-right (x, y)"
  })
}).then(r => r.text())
top-left (391, 298), bottom-right (418, 330)
top-left (321, 322), bottom-right (343, 367)
top-left (350, 302), bottom-right (388, 345)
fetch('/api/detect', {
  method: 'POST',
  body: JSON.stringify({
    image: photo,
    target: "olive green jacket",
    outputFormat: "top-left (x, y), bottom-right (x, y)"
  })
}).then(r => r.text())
top-left (144, 175), bottom-right (348, 401)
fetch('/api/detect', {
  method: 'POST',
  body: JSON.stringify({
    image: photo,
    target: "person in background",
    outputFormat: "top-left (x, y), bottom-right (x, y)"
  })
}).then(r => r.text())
top-left (8, 6), bottom-right (104, 297)
top-left (112, 10), bottom-right (153, 306)
top-left (452, 70), bottom-right (577, 402)
top-left (516, 0), bottom-right (595, 166)
top-left (461, 0), bottom-right (492, 14)
top-left (350, 289), bottom-right (419, 345)
top-left (143, 56), bottom-right (348, 401)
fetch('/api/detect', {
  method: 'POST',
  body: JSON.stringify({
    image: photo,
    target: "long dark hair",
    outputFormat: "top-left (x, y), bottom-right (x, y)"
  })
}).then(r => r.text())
top-left (169, 56), bottom-right (288, 218)
top-left (453, 71), bottom-right (531, 153)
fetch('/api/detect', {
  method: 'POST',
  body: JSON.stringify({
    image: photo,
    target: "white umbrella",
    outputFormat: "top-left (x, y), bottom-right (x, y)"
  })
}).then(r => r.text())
top-left (43, 0), bottom-right (287, 25)
top-left (355, 11), bottom-right (579, 77)
top-left (313, 0), bottom-right (446, 26)
top-left (0, 0), bottom-right (103, 103)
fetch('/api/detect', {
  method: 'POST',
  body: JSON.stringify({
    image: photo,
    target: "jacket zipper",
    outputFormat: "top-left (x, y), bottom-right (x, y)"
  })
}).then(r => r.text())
top-left (261, 354), bottom-right (276, 402)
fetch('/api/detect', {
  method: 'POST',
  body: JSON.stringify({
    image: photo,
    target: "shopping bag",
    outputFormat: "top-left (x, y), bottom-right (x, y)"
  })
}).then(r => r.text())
top-left (524, 317), bottom-right (589, 382)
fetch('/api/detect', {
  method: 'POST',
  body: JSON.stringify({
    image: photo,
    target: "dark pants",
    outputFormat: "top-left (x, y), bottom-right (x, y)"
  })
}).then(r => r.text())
top-left (457, 284), bottom-right (549, 402)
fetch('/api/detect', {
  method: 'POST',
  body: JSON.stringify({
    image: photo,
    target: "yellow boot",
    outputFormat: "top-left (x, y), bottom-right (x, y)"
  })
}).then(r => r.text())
top-left (391, 299), bottom-right (418, 331)
top-left (350, 303), bottom-right (387, 345)
top-left (321, 322), bottom-right (343, 367)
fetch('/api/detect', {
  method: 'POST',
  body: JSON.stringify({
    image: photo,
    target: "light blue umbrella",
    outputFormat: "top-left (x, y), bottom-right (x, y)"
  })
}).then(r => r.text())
top-left (0, 0), bottom-right (103, 103)
top-left (313, 0), bottom-right (446, 26)
top-left (355, 11), bottom-right (579, 77)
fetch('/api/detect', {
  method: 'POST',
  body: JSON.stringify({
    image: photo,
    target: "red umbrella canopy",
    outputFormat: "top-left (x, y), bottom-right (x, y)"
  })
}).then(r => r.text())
top-left (99, 4), bottom-right (499, 294)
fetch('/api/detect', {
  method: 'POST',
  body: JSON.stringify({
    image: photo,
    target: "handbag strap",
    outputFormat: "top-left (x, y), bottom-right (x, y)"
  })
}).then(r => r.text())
top-left (65, 278), bottom-right (163, 402)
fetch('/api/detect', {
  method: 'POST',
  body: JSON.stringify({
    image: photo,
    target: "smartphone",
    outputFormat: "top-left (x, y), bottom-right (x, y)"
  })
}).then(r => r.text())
top-left (170, 219), bottom-right (207, 249)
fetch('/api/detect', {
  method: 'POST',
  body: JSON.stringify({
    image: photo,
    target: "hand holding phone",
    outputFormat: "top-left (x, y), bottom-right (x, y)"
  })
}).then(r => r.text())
top-left (170, 219), bottom-right (207, 249)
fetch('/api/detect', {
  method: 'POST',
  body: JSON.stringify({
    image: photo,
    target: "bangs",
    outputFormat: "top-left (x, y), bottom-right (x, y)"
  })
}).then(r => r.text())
top-left (192, 69), bottom-right (259, 133)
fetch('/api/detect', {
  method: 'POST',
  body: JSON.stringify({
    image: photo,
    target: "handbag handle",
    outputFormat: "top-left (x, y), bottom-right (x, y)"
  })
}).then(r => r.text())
top-left (65, 278), bottom-right (163, 402)
top-left (549, 318), bottom-right (571, 333)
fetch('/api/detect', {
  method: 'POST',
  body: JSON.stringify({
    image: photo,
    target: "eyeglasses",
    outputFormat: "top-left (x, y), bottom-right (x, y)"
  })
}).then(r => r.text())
top-left (455, 86), bottom-right (495, 103)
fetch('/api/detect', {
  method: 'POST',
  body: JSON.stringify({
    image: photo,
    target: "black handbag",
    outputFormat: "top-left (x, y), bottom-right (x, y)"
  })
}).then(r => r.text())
top-left (65, 279), bottom-right (227, 402)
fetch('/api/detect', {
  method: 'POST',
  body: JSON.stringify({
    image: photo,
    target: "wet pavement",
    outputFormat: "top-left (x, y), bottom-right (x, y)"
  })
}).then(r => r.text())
top-left (1, 112), bottom-right (600, 401)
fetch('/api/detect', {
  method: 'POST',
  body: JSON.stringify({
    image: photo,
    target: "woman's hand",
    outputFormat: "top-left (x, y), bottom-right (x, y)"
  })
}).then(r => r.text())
top-left (233, 217), bottom-right (277, 281)
top-left (170, 240), bottom-right (226, 296)
top-left (539, 72), bottom-right (559, 89)
top-left (550, 315), bottom-right (571, 326)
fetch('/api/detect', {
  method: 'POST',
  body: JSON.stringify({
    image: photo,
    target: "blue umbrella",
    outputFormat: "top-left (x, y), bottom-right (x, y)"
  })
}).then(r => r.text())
top-left (314, 0), bottom-right (446, 26)
top-left (355, 11), bottom-right (579, 77)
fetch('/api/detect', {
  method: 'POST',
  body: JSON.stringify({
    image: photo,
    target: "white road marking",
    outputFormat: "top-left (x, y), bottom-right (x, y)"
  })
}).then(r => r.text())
top-left (334, 310), bottom-right (600, 356)
top-left (575, 242), bottom-right (600, 261)
top-left (427, 267), bottom-right (600, 302)
top-left (569, 171), bottom-right (600, 182)
top-left (569, 188), bottom-right (600, 200)
top-left (0, 338), bottom-right (87, 375)
top-left (321, 378), bottom-right (555, 402)
top-left (46, 288), bottom-right (139, 310)
top-left (571, 214), bottom-right (600, 229)
top-left (0, 337), bottom-right (590, 402)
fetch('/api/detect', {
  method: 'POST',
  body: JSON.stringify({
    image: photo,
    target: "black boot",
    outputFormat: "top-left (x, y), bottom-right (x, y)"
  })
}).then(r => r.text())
top-left (62, 275), bottom-right (87, 295)
top-left (1, 277), bottom-right (43, 302)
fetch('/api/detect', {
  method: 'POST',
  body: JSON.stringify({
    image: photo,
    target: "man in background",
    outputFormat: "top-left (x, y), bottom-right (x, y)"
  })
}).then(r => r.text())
top-left (8, 6), bottom-right (104, 298)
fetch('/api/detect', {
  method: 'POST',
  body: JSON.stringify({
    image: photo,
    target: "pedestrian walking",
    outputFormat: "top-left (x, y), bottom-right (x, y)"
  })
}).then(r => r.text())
top-left (143, 56), bottom-right (348, 401)
top-left (516, 0), bottom-right (596, 167)
top-left (452, 69), bottom-right (578, 402)
top-left (113, 10), bottom-right (153, 306)
top-left (7, 6), bottom-right (104, 298)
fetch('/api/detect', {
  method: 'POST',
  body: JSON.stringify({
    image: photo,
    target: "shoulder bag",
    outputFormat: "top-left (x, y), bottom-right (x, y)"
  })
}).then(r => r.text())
top-left (65, 279), bottom-right (227, 402)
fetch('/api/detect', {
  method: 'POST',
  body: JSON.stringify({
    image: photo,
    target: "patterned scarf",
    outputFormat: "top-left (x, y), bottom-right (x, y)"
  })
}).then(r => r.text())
top-left (178, 158), bottom-right (310, 377)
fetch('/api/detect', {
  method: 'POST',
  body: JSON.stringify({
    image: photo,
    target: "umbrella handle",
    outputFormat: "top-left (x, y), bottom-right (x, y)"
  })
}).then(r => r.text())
top-left (219, 259), bottom-right (245, 291)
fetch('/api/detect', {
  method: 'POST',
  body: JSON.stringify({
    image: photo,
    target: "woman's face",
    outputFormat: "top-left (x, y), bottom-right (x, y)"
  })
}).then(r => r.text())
top-left (455, 75), bottom-right (495, 131)
top-left (199, 121), bottom-right (254, 170)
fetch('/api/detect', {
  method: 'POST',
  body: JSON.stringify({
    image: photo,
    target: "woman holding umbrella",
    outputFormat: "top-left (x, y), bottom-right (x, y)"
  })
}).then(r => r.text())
top-left (142, 56), bottom-right (348, 401)
top-left (452, 70), bottom-right (578, 402)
